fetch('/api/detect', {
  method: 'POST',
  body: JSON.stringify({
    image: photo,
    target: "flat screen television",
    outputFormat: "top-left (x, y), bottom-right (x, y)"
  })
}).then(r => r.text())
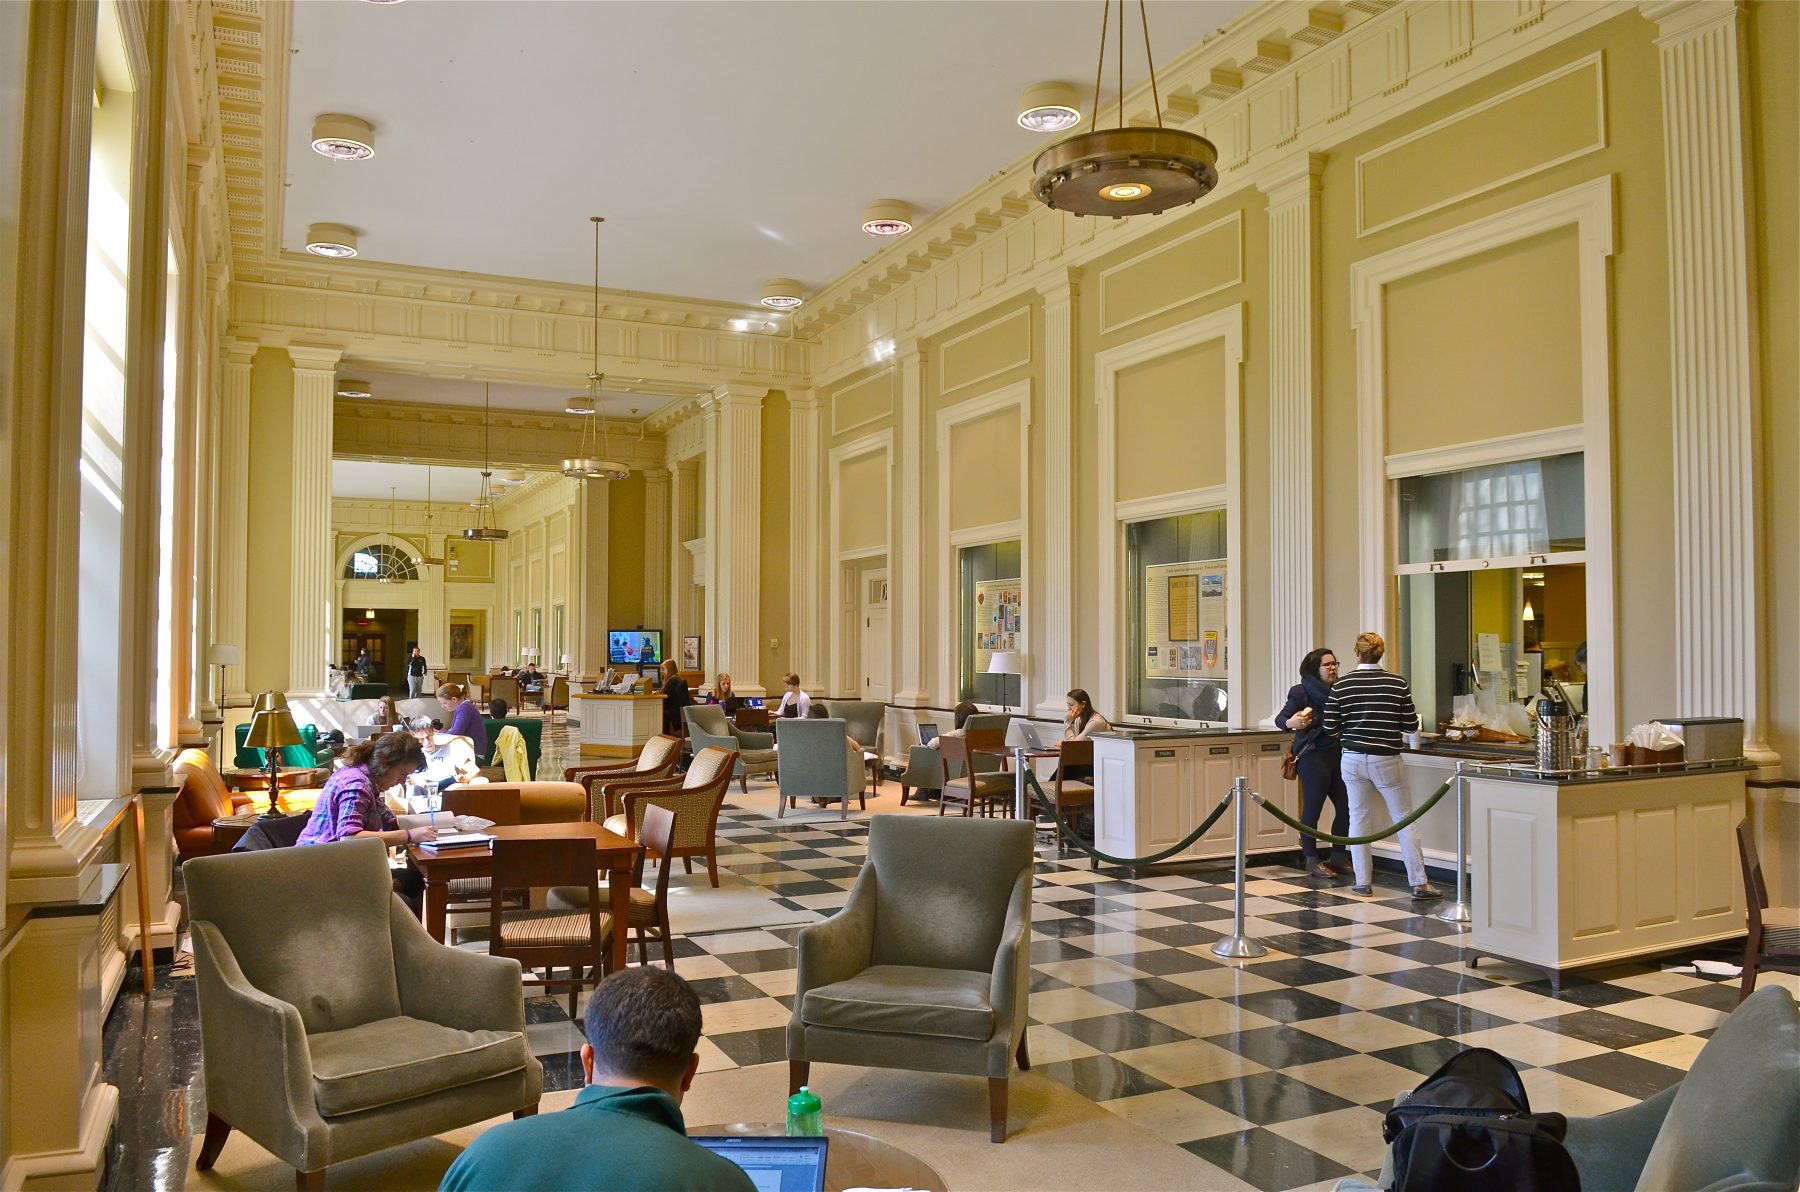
top-left (608, 630), bottom-right (664, 667)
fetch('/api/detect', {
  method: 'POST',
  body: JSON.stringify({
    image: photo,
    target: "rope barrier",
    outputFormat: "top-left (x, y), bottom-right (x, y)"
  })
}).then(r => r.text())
top-left (1019, 769), bottom-right (1233, 867)
top-left (1248, 777), bottom-right (1454, 846)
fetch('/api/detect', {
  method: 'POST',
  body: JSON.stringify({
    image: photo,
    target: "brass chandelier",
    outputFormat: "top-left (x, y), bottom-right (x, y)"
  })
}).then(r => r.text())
top-left (1031, 0), bottom-right (1218, 218)
top-left (463, 382), bottom-right (510, 541)
top-left (563, 216), bottom-right (630, 481)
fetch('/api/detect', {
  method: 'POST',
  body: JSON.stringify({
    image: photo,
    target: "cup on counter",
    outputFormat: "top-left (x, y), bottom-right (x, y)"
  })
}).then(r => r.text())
top-left (1609, 742), bottom-right (1630, 768)
top-left (1405, 731), bottom-right (1423, 750)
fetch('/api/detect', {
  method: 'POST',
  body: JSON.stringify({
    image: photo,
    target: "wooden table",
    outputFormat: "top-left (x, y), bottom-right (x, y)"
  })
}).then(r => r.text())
top-left (975, 746), bottom-right (1062, 819)
top-left (408, 822), bottom-right (643, 973)
top-left (220, 765), bottom-right (328, 792)
top-left (689, 1124), bottom-right (946, 1192)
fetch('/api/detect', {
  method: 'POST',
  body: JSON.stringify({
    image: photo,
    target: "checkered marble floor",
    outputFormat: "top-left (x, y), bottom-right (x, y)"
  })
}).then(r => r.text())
top-left (517, 790), bottom-right (1787, 1192)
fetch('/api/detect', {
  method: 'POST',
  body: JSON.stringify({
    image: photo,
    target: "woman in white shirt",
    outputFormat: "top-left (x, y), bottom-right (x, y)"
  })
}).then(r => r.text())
top-left (776, 672), bottom-right (812, 720)
top-left (1061, 689), bottom-right (1110, 781)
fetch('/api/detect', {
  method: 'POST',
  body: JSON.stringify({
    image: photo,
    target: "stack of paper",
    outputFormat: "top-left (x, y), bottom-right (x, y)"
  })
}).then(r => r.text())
top-left (418, 832), bottom-right (494, 853)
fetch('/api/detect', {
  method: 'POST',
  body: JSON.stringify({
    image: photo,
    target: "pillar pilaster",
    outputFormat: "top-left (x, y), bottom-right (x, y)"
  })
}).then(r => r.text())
top-left (214, 338), bottom-right (254, 709)
top-left (668, 456), bottom-right (698, 665)
top-left (577, 477), bottom-right (610, 683)
top-left (1263, 153), bottom-right (1326, 705)
top-left (1645, 0), bottom-right (1778, 774)
top-left (787, 390), bottom-right (822, 689)
top-left (707, 386), bottom-right (768, 695)
top-left (286, 345), bottom-right (342, 696)
top-left (1033, 276), bottom-right (1079, 718)
top-left (894, 344), bottom-right (929, 706)
top-left (642, 467), bottom-right (671, 647)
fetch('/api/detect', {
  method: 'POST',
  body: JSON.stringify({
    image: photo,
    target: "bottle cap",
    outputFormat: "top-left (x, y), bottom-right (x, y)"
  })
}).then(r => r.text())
top-left (788, 1085), bottom-right (821, 1114)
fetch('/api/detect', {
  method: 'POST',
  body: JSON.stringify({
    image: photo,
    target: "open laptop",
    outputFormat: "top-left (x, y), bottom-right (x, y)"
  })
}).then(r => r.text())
top-left (690, 1135), bottom-right (827, 1192)
top-left (917, 722), bottom-right (940, 746)
top-left (1016, 720), bottom-right (1057, 751)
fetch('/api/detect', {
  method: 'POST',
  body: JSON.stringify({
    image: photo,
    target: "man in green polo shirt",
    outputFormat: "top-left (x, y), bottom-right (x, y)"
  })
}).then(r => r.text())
top-left (441, 967), bottom-right (754, 1192)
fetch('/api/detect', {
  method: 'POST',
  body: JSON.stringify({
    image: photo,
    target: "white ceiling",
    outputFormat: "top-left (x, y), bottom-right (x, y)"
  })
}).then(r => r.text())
top-left (337, 371), bottom-right (685, 419)
top-left (283, 0), bottom-right (1256, 307)
top-left (332, 460), bottom-right (537, 502)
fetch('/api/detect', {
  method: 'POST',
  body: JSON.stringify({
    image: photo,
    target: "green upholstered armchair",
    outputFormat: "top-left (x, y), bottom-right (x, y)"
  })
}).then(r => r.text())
top-left (233, 720), bottom-right (324, 769)
top-left (185, 838), bottom-right (542, 1189)
top-left (773, 718), bottom-right (864, 819)
top-left (788, 815), bottom-right (1035, 1142)
top-left (685, 703), bottom-right (778, 791)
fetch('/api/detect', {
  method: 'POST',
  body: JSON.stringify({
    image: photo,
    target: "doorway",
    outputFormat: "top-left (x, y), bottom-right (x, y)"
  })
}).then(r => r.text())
top-left (342, 608), bottom-right (419, 690)
top-left (860, 569), bottom-right (890, 701)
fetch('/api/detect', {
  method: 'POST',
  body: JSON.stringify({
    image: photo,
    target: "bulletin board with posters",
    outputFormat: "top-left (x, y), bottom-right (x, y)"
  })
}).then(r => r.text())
top-left (972, 578), bottom-right (1022, 675)
top-left (1144, 559), bottom-right (1229, 681)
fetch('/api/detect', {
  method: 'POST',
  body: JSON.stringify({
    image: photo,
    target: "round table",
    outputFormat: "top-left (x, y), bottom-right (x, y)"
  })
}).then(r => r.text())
top-left (221, 765), bottom-right (328, 791)
top-left (688, 1123), bottom-right (946, 1192)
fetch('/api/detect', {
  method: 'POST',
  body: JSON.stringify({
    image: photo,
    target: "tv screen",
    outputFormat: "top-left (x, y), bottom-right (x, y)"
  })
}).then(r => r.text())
top-left (608, 630), bottom-right (664, 667)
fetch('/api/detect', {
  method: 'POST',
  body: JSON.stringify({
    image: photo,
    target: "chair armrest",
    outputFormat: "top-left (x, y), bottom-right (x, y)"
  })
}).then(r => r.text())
top-left (596, 775), bottom-right (683, 822)
top-left (563, 760), bottom-right (637, 782)
top-left (794, 870), bottom-right (876, 998)
top-left (190, 921), bottom-right (324, 1152)
top-left (389, 898), bottom-right (527, 1035)
top-left (228, 792), bottom-right (258, 813)
top-left (1561, 1082), bottom-right (1678, 1190)
top-left (900, 745), bottom-right (946, 787)
top-left (730, 725), bottom-right (776, 751)
top-left (988, 869), bottom-right (1033, 1029)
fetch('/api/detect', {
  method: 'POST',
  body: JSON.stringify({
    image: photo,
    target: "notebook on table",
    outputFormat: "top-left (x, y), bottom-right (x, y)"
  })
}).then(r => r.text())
top-left (690, 1135), bottom-right (827, 1192)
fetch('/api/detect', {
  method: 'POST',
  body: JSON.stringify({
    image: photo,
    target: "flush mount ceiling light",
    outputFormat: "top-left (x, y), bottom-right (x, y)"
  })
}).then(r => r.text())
top-left (1017, 81), bottom-right (1083, 132)
top-left (861, 199), bottom-right (914, 237)
top-left (565, 393), bottom-right (596, 415)
top-left (563, 217), bottom-right (631, 482)
top-left (1031, 0), bottom-right (1218, 218)
top-left (463, 382), bottom-right (510, 541)
top-left (310, 113), bottom-right (375, 160)
top-left (760, 278), bottom-right (805, 310)
top-left (335, 378), bottom-right (371, 398)
top-left (305, 222), bottom-right (359, 257)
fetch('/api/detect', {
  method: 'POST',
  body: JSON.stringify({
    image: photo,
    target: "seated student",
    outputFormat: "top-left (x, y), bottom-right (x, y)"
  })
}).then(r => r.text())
top-left (365, 695), bottom-right (401, 727)
top-left (706, 673), bottom-right (744, 715)
top-left (408, 717), bottom-right (483, 791)
top-left (295, 731), bottom-right (436, 909)
top-left (437, 682), bottom-right (488, 756)
top-left (520, 662), bottom-right (545, 691)
top-left (441, 967), bottom-right (755, 1192)
top-left (774, 672), bottom-right (811, 719)
top-left (487, 696), bottom-right (510, 721)
top-left (926, 701), bottom-right (981, 751)
top-left (1060, 688), bottom-right (1111, 782)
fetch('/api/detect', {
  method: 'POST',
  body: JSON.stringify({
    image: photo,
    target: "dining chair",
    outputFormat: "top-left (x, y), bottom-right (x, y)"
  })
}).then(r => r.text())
top-left (1033, 739), bottom-right (1094, 850)
top-left (440, 786), bottom-right (527, 928)
top-left (488, 837), bottom-right (613, 1017)
top-left (567, 735), bottom-right (684, 820)
top-left (551, 805), bottom-right (678, 971)
top-left (544, 677), bottom-right (571, 724)
top-left (1737, 819), bottom-right (1800, 1003)
top-left (939, 729), bottom-right (1012, 817)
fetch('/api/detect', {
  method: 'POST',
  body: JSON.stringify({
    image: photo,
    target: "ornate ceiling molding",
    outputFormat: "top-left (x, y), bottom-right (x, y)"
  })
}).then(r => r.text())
top-left (333, 398), bottom-right (664, 472)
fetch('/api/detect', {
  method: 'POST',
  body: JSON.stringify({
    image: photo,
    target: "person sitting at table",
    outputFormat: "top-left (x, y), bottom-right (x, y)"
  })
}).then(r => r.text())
top-left (366, 695), bottom-right (400, 728)
top-left (295, 732), bottom-right (437, 908)
top-left (488, 696), bottom-right (510, 721)
top-left (441, 967), bottom-right (755, 1192)
top-left (659, 659), bottom-right (691, 735)
top-left (775, 672), bottom-right (811, 719)
top-left (706, 673), bottom-right (744, 716)
top-left (1059, 688), bottom-right (1110, 782)
top-left (408, 717), bottom-right (483, 792)
top-left (926, 701), bottom-right (981, 751)
top-left (520, 662), bottom-right (545, 691)
top-left (437, 682), bottom-right (488, 756)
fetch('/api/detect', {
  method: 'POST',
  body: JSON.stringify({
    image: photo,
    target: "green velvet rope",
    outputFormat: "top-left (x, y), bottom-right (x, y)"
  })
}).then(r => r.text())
top-left (1019, 769), bottom-right (1234, 867)
top-left (1248, 777), bottom-right (1455, 846)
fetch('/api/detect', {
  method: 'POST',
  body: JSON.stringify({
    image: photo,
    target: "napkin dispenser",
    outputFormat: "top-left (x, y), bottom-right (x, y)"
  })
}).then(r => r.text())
top-left (1651, 717), bottom-right (1744, 763)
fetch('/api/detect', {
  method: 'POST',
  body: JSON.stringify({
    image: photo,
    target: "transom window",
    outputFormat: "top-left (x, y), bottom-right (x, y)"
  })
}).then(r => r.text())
top-left (344, 543), bottom-right (417, 581)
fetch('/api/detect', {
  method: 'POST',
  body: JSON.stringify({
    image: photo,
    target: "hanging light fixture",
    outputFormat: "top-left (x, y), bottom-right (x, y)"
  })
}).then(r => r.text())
top-left (1031, 0), bottom-right (1218, 218)
top-left (562, 216), bottom-right (631, 482)
top-left (376, 486), bottom-right (409, 584)
top-left (463, 383), bottom-right (511, 541)
top-left (416, 466), bottom-right (446, 566)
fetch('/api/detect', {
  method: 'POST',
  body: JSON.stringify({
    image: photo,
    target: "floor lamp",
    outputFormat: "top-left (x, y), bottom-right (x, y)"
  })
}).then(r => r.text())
top-left (207, 643), bottom-right (240, 711)
top-left (985, 650), bottom-right (1021, 715)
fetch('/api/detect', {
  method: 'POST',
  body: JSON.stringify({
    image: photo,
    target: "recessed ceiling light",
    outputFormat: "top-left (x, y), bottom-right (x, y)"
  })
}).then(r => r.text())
top-left (335, 378), bottom-right (372, 398)
top-left (1018, 82), bottom-right (1083, 132)
top-left (310, 114), bottom-right (375, 160)
top-left (1099, 182), bottom-right (1151, 201)
top-left (305, 222), bottom-right (358, 257)
top-left (760, 278), bottom-right (804, 309)
top-left (861, 199), bottom-right (914, 237)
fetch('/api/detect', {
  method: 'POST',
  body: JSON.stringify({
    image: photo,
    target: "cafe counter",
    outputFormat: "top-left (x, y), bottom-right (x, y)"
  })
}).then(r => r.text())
top-left (1090, 727), bottom-right (1299, 866)
top-left (573, 692), bottom-right (664, 757)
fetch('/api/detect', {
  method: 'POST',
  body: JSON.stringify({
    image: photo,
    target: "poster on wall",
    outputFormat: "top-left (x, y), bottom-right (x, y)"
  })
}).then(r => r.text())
top-left (972, 578), bottom-right (1023, 674)
top-left (449, 622), bottom-right (476, 662)
top-left (1144, 559), bottom-right (1228, 680)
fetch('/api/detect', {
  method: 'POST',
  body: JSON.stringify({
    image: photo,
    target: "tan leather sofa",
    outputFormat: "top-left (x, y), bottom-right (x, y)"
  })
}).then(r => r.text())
top-left (446, 780), bottom-right (584, 825)
top-left (173, 748), bottom-right (256, 859)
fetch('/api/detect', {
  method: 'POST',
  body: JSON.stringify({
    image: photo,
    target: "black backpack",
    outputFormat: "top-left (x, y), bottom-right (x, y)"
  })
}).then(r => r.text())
top-left (1383, 1047), bottom-right (1580, 1192)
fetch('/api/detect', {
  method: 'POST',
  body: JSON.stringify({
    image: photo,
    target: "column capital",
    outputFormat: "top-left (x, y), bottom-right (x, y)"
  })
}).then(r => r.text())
top-left (1260, 151), bottom-right (1327, 207)
top-left (1034, 267), bottom-right (1083, 304)
top-left (1642, 0), bottom-right (1742, 39)
top-left (641, 465), bottom-right (672, 486)
top-left (223, 337), bottom-right (259, 365)
top-left (897, 339), bottom-right (929, 369)
top-left (708, 383), bottom-right (769, 406)
top-left (286, 344), bottom-right (343, 373)
top-left (786, 388), bottom-right (820, 411)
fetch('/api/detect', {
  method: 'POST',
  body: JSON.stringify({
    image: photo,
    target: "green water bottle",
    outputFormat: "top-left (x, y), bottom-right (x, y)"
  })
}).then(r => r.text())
top-left (786, 1085), bottom-right (822, 1137)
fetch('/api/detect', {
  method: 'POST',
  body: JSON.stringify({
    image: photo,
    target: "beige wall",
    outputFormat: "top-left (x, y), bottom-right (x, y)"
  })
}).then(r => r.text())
top-left (1115, 340), bottom-right (1229, 501)
top-left (759, 391), bottom-right (793, 695)
top-left (244, 348), bottom-right (295, 694)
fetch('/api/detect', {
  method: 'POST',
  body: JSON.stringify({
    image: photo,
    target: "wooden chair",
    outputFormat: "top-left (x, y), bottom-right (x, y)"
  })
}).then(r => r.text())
top-left (939, 729), bottom-right (1013, 818)
top-left (569, 736), bottom-right (684, 822)
top-left (550, 805), bottom-right (678, 971)
top-left (1737, 819), bottom-right (1800, 1003)
top-left (1033, 739), bottom-right (1094, 851)
top-left (489, 675), bottom-right (523, 714)
top-left (601, 746), bottom-right (737, 888)
top-left (544, 677), bottom-right (571, 724)
top-left (442, 671), bottom-right (470, 689)
top-left (441, 787), bottom-right (525, 926)
top-left (470, 673), bottom-right (492, 704)
top-left (489, 837), bottom-right (613, 1017)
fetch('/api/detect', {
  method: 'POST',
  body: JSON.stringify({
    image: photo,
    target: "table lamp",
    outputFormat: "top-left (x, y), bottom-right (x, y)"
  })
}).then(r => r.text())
top-left (206, 643), bottom-right (240, 711)
top-left (245, 691), bottom-right (305, 815)
top-left (985, 650), bottom-right (1021, 714)
top-left (560, 653), bottom-right (573, 674)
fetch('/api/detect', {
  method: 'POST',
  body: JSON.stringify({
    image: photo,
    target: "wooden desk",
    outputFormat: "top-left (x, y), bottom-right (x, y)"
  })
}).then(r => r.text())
top-left (733, 707), bottom-right (773, 731)
top-left (974, 746), bottom-right (1061, 819)
top-left (408, 822), bottom-right (642, 973)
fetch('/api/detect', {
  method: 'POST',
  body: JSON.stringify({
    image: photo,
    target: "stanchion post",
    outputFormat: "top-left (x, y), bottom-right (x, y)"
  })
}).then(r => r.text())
top-left (1437, 761), bottom-right (1472, 927)
top-left (1013, 743), bottom-right (1029, 822)
top-left (1211, 776), bottom-right (1268, 959)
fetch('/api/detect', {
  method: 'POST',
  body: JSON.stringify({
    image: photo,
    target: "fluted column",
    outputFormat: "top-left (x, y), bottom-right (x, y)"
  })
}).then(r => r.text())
top-left (894, 343), bottom-right (929, 706)
top-left (1646, 0), bottom-right (1777, 772)
top-left (642, 467), bottom-right (671, 643)
top-left (215, 339), bottom-right (254, 708)
top-left (708, 386), bottom-right (768, 695)
top-left (787, 390), bottom-right (822, 688)
top-left (170, 182), bottom-right (207, 747)
top-left (1263, 153), bottom-right (1326, 701)
top-left (702, 404), bottom-right (720, 676)
top-left (286, 346), bottom-right (342, 695)
top-left (1034, 275), bottom-right (1079, 717)
top-left (667, 456), bottom-right (697, 657)
top-left (576, 477), bottom-right (609, 682)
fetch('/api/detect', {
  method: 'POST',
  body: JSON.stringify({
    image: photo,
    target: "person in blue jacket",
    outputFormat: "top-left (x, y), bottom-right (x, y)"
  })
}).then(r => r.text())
top-left (1276, 647), bottom-right (1351, 879)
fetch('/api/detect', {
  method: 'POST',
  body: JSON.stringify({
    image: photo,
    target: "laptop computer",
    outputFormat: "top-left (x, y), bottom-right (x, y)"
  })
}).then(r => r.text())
top-left (917, 722), bottom-right (940, 746)
top-left (690, 1135), bottom-right (827, 1192)
top-left (1016, 720), bottom-right (1057, 751)
top-left (355, 724), bottom-right (392, 740)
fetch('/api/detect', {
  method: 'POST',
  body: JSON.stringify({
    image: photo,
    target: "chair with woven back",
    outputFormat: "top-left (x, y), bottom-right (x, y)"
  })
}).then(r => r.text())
top-left (598, 745), bottom-right (737, 888)
top-left (440, 787), bottom-right (525, 931)
top-left (488, 836), bottom-right (614, 1016)
top-left (567, 736), bottom-right (684, 823)
top-left (1033, 739), bottom-right (1094, 851)
top-left (470, 673), bottom-right (491, 705)
top-left (1737, 819), bottom-right (1800, 1003)
top-left (550, 804), bottom-right (678, 971)
top-left (489, 675), bottom-right (522, 715)
top-left (939, 729), bottom-right (1013, 817)
top-left (543, 677), bottom-right (571, 724)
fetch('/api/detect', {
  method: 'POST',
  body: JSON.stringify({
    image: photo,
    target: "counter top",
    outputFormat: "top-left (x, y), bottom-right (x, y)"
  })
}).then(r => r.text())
top-left (1091, 725), bottom-right (1283, 742)
top-left (1444, 756), bottom-right (1752, 785)
top-left (573, 691), bottom-right (661, 700)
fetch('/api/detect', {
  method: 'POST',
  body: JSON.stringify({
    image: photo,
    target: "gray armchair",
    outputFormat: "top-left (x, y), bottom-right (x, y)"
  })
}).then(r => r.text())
top-left (774, 718), bottom-right (864, 819)
top-left (788, 816), bottom-right (1034, 1142)
top-left (185, 838), bottom-right (542, 1189)
top-left (685, 703), bottom-right (778, 792)
top-left (897, 713), bottom-right (1011, 806)
top-left (821, 700), bottom-right (885, 790)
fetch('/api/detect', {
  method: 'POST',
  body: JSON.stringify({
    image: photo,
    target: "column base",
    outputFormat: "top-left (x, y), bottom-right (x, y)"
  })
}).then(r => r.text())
top-left (4, 1083), bottom-right (119, 1192)
top-left (123, 898), bottom-right (183, 956)
top-left (894, 690), bottom-right (930, 708)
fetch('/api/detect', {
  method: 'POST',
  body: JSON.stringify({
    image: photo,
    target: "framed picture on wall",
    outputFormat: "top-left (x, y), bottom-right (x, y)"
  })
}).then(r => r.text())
top-left (449, 621), bottom-right (475, 661)
top-left (682, 635), bottom-right (702, 671)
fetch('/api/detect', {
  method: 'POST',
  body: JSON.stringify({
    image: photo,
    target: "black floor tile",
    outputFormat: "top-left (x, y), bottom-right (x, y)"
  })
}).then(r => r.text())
top-left (1151, 900), bottom-right (1239, 924)
top-left (1229, 987), bottom-right (1348, 1023)
top-left (1528, 1009), bottom-right (1678, 1050)
top-left (1182, 1128), bottom-right (1355, 1192)
top-left (1257, 931), bottom-right (1355, 958)
top-left (1517, 978), bottom-right (1649, 1009)
top-left (1206, 1024), bottom-right (1356, 1069)
top-left (1260, 908), bottom-right (1355, 932)
top-left (1029, 938), bottom-right (1092, 965)
top-left (1548, 1051), bottom-right (1689, 1099)
top-left (1376, 937), bottom-right (1470, 965)
top-left (1372, 998), bottom-right (1515, 1038)
top-left (710, 1026), bottom-right (793, 1067)
top-left (683, 974), bottom-right (770, 1004)
top-left (1662, 980), bottom-right (1744, 1011)
top-left (718, 947), bottom-right (805, 975)
top-left (1370, 1038), bottom-right (1470, 1077)
top-left (1057, 1011), bottom-right (1194, 1052)
top-left (756, 879), bottom-right (846, 897)
top-left (1376, 965), bottom-right (1496, 999)
top-left (1238, 957), bottom-right (1357, 988)
top-left (538, 1049), bottom-right (589, 1093)
top-left (1125, 947), bottom-right (1227, 977)
top-left (1088, 976), bottom-right (1210, 1010)
top-left (1029, 971), bottom-right (1074, 994)
top-left (1031, 915), bottom-right (1103, 939)
top-left (1134, 922), bottom-right (1229, 949)
top-left (1184, 1070), bottom-right (1358, 1125)
top-left (1035, 1054), bottom-right (1172, 1100)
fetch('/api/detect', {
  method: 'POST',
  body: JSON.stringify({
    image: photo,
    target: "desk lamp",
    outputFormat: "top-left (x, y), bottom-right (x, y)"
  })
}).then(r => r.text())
top-left (245, 691), bottom-right (305, 815)
top-left (985, 650), bottom-right (1021, 715)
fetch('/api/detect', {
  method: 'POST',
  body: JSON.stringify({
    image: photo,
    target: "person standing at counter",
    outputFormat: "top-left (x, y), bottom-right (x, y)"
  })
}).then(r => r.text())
top-left (660, 659), bottom-right (692, 734)
top-left (1322, 632), bottom-right (1441, 900)
top-left (1276, 649), bottom-right (1352, 880)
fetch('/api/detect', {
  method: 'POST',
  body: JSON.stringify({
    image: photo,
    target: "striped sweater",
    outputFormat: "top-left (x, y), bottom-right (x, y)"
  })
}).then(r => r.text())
top-left (1321, 665), bottom-right (1421, 756)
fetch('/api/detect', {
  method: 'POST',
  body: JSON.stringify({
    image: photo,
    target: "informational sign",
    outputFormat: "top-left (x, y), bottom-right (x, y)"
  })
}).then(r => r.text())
top-left (972, 578), bottom-right (1022, 675)
top-left (1145, 559), bottom-right (1228, 680)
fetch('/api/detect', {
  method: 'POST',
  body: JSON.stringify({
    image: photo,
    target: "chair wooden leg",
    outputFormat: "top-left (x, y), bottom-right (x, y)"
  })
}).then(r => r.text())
top-left (740, 774), bottom-right (749, 794)
top-left (196, 1112), bottom-right (232, 1171)
top-left (988, 1076), bottom-right (1008, 1142)
top-left (900, 784), bottom-right (910, 805)
top-left (1016, 1032), bottom-right (1030, 1072)
top-left (638, 929), bottom-right (649, 966)
top-left (1741, 923), bottom-right (1762, 1003)
top-left (660, 918), bottom-right (676, 970)
top-left (296, 1168), bottom-right (326, 1191)
top-left (789, 1059), bottom-right (810, 1096)
top-left (513, 1105), bottom-right (539, 1119)
top-left (707, 847), bottom-right (721, 888)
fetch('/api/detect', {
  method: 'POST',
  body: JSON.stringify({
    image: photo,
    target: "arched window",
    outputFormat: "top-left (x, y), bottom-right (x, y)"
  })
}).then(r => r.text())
top-left (344, 543), bottom-right (418, 581)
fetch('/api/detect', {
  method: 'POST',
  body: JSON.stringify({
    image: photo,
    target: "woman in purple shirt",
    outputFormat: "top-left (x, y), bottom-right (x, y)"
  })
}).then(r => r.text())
top-left (296, 731), bottom-right (433, 849)
top-left (438, 682), bottom-right (488, 756)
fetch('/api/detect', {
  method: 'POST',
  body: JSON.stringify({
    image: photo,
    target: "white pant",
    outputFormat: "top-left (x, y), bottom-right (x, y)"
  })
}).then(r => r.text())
top-left (408, 674), bottom-right (425, 698)
top-left (1341, 752), bottom-right (1428, 887)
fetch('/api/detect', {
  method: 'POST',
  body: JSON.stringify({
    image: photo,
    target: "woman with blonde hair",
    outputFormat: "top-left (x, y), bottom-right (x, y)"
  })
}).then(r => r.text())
top-left (435, 681), bottom-right (487, 756)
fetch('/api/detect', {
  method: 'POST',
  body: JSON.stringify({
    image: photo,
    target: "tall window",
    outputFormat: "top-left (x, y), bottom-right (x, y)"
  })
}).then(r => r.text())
top-left (1125, 511), bottom-right (1229, 723)
top-left (154, 240), bottom-right (178, 746)
top-left (956, 540), bottom-right (1021, 706)
top-left (343, 543), bottom-right (418, 581)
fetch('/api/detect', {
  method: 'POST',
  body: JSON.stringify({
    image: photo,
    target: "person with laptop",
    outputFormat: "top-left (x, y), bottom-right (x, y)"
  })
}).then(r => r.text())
top-left (1057, 688), bottom-right (1110, 781)
top-left (441, 968), bottom-right (756, 1192)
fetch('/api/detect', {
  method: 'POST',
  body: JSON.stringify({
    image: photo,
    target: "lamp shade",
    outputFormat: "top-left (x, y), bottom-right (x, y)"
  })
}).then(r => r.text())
top-left (206, 643), bottom-right (240, 666)
top-left (560, 654), bottom-right (573, 668)
top-left (984, 650), bottom-right (1021, 676)
top-left (244, 706), bottom-right (304, 750)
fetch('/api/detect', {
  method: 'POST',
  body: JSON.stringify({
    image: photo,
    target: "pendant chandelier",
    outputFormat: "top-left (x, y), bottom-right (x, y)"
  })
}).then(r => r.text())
top-left (416, 465), bottom-right (446, 566)
top-left (463, 382), bottom-right (510, 541)
top-left (563, 216), bottom-right (631, 481)
top-left (376, 486), bottom-right (408, 584)
top-left (1031, 0), bottom-right (1218, 218)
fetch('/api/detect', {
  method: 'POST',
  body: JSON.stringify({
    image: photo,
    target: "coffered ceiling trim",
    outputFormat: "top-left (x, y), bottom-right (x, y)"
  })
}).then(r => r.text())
top-left (333, 398), bottom-right (664, 472)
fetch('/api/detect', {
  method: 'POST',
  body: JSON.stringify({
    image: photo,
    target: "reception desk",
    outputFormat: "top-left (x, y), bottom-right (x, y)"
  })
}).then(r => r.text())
top-left (574, 693), bottom-right (664, 757)
top-left (1091, 728), bottom-right (1298, 867)
top-left (1462, 761), bottom-right (1750, 984)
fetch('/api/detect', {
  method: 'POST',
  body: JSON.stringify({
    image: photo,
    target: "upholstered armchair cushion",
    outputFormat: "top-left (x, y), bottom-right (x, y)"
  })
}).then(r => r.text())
top-left (448, 780), bottom-right (583, 825)
top-left (802, 965), bottom-right (994, 1041)
top-left (308, 1018), bottom-right (527, 1117)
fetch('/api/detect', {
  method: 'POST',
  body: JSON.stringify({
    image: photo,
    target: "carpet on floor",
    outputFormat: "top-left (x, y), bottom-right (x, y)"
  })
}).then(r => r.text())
top-left (188, 1061), bottom-right (1249, 1191)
